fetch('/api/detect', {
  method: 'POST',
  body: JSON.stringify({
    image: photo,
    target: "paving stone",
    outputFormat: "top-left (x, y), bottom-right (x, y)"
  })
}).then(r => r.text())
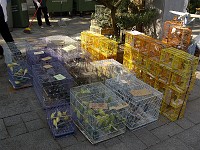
top-left (64, 140), bottom-right (106, 150)
top-left (151, 122), bottom-right (184, 141)
top-left (56, 135), bottom-right (78, 148)
top-left (25, 119), bottom-right (46, 132)
top-left (74, 130), bottom-right (87, 142)
top-left (195, 71), bottom-right (200, 86)
top-left (175, 118), bottom-right (195, 129)
top-left (37, 109), bottom-right (47, 123)
top-left (0, 130), bottom-right (9, 140)
top-left (21, 112), bottom-right (39, 122)
top-left (119, 132), bottom-right (147, 150)
top-left (0, 119), bottom-right (6, 131)
top-left (0, 119), bottom-right (8, 139)
top-left (106, 142), bottom-right (128, 150)
top-left (134, 128), bottom-right (160, 147)
top-left (0, 128), bottom-right (60, 150)
top-left (103, 137), bottom-right (122, 148)
top-left (188, 84), bottom-right (200, 101)
top-left (146, 115), bottom-right (170, 131)
top-left (4, 115), bottom-right (23, 127)
top-left (191, 140), bottom-right (200, 150)
top-left (147, 138), bottom-right (194, 150)
top-left (7, 123), bottom-right (27, 137)
top-left (176, 124), bottom-right (200, 148)
top-left (0, 97), bottom-right (31, 119)
top-left (184, 100), bottom-right (200, 124)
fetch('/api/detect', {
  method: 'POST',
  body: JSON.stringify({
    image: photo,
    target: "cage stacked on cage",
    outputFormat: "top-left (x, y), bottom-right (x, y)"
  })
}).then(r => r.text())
top-left (26, 48), bottom-right (62, 67)
top-left (3, 41), bottom-right (31, 64)
top-left (32, 61), bottom-right (74, 108)
top-left (162, 20), bottom-right (192, 51)
top-left (46, 104), bottom-right (75, 138)
top-left (159, 47), bottom-right (198, 121)
top-left (105, 74), bottom-right (163, 129)
top-left (91, 59), bottom-right (130, 81)
top-left (66, 57), bottom-right (100, 85)
top-left (70, 82), bottom-right (128, 144)
top-left (4, 41), bottom-right (32, 89)
top-left (123, 31), bottom-right (198, 121)
top-left (81, 31), bottom-right (118, 61)
top-left (90, 5), bottom-right (114, 35)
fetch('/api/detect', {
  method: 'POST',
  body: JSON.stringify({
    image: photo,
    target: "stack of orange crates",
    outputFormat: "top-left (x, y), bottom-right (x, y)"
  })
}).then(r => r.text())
top-left (162, 20), bottom-right (192, 51)
top-left (81, 31), bottom-right (118, 61)
top-left (123, 31), bottom-right (198, 121)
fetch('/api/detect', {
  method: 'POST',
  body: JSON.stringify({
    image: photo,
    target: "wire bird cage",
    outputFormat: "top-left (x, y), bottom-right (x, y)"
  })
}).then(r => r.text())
top-left (105, 74), bottom-right (163, 130)
top-left (46, 104), bottom-right (75, 138)
top-left (70, 82), bottom-right (128, 144)
top-left (32, 61), bottom-right (74, 108)
top-left (7, 60), bottom-right (32, 89)
top-left (3, 41), bottom-right (31, 64)
top-left (26, 48), bottom-right (62, 66)
top-left (91, 59), bottom-right (130, 81)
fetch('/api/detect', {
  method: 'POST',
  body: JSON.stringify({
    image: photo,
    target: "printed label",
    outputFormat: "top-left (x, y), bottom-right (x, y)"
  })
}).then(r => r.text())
top-left (54, 74), bottom-right (66, 80)
top-left (41, 56), bottom-right (52, 61)
top-left (34, 51), bottom-right (44, 55)
top-left (43, 65), bottom-right (53, 69)
top-left (89, 103), bottom-right (108, 110)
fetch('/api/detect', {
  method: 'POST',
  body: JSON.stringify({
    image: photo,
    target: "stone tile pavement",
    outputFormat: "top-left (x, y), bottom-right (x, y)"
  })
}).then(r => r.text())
top-left (0, 16), bottom-right (200, 150)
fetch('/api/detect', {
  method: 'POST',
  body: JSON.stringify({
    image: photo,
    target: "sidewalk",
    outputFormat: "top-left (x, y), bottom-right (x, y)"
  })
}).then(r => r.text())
top-left (0, 16), bottom-right (200, 150)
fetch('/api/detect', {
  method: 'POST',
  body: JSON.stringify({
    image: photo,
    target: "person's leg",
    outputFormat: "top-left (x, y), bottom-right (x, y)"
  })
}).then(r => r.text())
top-left (42, 6), bottom-right (51, 26)
top-left (0, 6), bottom-right (14, 42)
top-left (0, 45), bottom-right (3, 58)
top-left (33, 1), bottom-right (42, 26)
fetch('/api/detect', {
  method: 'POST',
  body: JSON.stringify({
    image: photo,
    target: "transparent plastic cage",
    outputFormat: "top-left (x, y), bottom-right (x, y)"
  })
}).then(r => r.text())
top-left (105, 74), bottom-right (163, 130)
top-left (40, 35), bottom-right (77, 48)
top-left (70, 82), bottom-right (127, 144)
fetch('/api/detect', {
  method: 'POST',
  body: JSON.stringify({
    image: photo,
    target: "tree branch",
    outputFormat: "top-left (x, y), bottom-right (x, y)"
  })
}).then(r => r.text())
top-left (114, 0), bottom-right (123, 8)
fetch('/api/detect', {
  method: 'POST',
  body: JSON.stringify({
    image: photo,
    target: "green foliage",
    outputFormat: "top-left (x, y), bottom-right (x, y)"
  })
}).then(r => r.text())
top-left (188, 0), bottom-right (200, 14)
top-left (116, 8), bottom-right (159, 29)
top-left (117, 0), bottom-right (130, 13)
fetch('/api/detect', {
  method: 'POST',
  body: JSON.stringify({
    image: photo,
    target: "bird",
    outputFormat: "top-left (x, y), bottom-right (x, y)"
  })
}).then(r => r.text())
top-left (169, 10), bottom-right (200, 27)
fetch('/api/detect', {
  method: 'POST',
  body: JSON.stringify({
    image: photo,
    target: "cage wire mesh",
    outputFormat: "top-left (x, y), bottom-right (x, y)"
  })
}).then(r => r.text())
top-left (70, 82), bottom-right (128, 144)
top-left (105, 74), bottom-right (163, 130)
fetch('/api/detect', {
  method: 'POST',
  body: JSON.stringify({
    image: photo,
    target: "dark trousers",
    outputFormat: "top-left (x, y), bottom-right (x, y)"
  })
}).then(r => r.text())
top-left (34, 3), bottom-right (50, 26)
top-left (0, 5), bottom-right (14, 55)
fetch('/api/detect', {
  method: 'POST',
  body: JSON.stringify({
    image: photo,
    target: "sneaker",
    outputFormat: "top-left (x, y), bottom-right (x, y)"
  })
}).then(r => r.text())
top-left (40, 25), bottom-right (44, 29)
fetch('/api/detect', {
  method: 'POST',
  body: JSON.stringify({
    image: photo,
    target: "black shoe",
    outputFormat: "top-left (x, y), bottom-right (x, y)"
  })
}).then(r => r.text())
top-left (47, 24), bottom-right (54, 27)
